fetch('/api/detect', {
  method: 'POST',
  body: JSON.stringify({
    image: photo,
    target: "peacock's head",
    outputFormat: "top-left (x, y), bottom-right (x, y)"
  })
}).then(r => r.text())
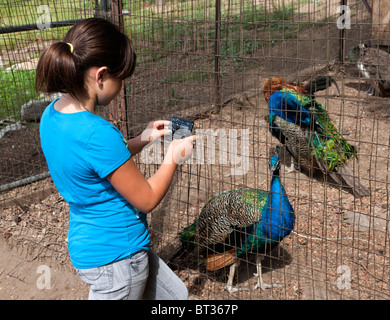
top-left (347, 43), bottom-right (367, 62)
top-left (269, 157), bottom-right (280, 172)
top-left (268, 145), bottom-right (280, 173)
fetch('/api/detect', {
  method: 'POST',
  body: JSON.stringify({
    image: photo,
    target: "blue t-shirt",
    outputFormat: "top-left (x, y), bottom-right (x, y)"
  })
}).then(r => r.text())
top-left (40, 99), bottom-right (150, 269)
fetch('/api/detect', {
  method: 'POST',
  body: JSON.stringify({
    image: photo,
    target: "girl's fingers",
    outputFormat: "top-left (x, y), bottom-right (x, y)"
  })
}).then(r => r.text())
top-left (161, 128), bottom-right (173, 137)
top-left (153, 120), bottom-right (170, 129)
top-left (185, 135), bottom-right (197, 142)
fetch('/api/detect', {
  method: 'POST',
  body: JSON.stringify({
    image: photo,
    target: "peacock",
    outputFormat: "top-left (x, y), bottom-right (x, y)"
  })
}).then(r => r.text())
top-left (263, 75), bottom-right (339, 173)
top-left (263, 75), bottom-right (340, 102)
top-left (347, 43), bottom-right (390, 97)
top-left (265, 86), bottom-right (369, 198)
top-left (178, 146), bottom-right (295, 293)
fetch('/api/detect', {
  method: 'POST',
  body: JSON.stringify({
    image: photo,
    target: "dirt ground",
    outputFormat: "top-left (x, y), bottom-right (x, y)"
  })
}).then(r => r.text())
top-left (0, 7), bottom-right (390, 299)
top-left (0, 237), bottom-right (88, 300)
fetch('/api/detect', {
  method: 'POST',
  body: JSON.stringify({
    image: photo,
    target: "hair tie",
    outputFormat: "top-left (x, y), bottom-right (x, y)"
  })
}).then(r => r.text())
top-left (67, 43), bottom-right (74, 54)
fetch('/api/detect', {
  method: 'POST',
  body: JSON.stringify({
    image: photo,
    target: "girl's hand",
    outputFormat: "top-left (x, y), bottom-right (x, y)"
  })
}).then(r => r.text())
top-left (165, 135), bottom-right (197, 165)
top-left (141, 120), bottom-right (171, 144)
top-left (108, 133), bottom-right (197, 213)
top-left (128, 120), bottom-right (170, 155)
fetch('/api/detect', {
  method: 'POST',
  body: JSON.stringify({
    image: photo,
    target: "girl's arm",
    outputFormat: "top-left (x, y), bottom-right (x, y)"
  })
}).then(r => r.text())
top-left (107, 135), bottom-right (196, 213)
top-left (127, 120), bottom-right (170, 156)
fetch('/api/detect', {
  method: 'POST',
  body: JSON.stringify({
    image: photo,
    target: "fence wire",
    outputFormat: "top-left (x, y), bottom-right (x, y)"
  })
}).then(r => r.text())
top-left (0, 0), bottom-right (389, 300)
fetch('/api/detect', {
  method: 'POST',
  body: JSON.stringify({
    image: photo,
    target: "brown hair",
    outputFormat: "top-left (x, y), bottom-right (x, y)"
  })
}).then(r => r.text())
top-left (35, 18), bottom-right (136, 98)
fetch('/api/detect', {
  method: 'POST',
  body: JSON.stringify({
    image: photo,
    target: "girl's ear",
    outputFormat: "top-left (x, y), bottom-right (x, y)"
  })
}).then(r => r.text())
top-left (95, 66), bottom-right (108, 85)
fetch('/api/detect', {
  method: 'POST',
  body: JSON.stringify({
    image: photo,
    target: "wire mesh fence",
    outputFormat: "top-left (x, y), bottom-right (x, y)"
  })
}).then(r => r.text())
top-left (0, 0), bottom-right (389, 300)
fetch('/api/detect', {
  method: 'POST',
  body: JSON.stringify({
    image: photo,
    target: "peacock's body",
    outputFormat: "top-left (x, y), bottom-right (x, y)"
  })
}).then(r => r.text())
top-left (348, 43), bottom-right (390, 97)
top-left (267, 88), bottom-right (369, 197)
top-left (179, 147), bottom-right (295, 292)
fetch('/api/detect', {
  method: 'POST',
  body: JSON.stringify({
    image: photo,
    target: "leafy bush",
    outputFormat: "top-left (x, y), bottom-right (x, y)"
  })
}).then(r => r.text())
top-left (0, 68), bottom-right (39, 120)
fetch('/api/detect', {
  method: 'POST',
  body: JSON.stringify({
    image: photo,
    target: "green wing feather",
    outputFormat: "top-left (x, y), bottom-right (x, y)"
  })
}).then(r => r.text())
top-left (282, 89), bottom-right (357, 171)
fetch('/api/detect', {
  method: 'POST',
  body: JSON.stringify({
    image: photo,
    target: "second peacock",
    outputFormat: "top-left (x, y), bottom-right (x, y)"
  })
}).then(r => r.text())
top-left (263, 76), bottom-right (369, 198)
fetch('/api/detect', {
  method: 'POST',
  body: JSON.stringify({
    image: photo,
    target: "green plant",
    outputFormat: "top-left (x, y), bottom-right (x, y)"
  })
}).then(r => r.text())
top-left (0, 68), bottom-right (39, 120)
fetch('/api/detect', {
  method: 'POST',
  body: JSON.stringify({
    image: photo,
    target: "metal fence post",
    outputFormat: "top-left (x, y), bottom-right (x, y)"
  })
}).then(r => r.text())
top-left (214, 0), bottom-right (221, 114)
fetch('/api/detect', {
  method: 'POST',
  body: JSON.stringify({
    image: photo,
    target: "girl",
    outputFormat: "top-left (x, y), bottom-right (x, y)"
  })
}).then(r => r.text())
top-left (36, 18), bottom-right (195, 300)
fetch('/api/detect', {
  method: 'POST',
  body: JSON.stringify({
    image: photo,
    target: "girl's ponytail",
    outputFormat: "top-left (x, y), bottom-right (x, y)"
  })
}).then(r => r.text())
top-left (35, 42), bottom-right (83, 98)
top-left (35, 18), bottom-right (136, 99)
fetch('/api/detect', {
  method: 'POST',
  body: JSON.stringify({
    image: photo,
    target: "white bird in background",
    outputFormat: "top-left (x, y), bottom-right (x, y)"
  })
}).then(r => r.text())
top-left (348, 43), bottom-right (390, 97)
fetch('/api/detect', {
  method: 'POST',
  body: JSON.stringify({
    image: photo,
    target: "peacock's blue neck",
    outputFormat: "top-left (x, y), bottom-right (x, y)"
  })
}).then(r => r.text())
top-left (269, 91), bottom-right (311, 127)
top-left (260, 175), bottom-right (295, 243)
top-left (237, 173), bottom-right (295, 255)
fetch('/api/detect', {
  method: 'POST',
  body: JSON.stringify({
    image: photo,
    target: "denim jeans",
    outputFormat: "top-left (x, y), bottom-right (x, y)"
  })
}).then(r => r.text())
top-left (76, 249), bottom-right (188, 300)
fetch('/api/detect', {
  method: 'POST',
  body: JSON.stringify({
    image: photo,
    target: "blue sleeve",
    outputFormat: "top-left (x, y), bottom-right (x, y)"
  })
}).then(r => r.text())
top-left (87, 122), bottom-right (131, 178)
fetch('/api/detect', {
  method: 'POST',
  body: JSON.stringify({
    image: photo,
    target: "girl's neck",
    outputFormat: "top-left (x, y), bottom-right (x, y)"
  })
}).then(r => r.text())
top-left (54, 93), bottom-right (96, 114)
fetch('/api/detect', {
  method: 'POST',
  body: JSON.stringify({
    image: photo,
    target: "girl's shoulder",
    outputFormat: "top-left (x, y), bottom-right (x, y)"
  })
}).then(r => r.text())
top-left (88, 115), bottom-right (125, 144)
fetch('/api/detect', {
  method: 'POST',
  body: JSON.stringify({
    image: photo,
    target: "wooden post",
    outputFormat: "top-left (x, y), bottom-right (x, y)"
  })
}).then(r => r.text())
top-left (371, 0), bottom-right (390, 47)
top-left (108, 0), bottom-right (129, 139)
top-left (339, 0), bottom-right (347, 64)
